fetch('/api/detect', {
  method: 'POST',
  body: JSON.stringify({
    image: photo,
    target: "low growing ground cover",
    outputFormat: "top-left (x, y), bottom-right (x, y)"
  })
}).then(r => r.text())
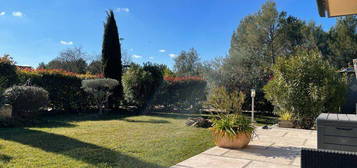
top-left (0, 112), bottom-right (214, 168)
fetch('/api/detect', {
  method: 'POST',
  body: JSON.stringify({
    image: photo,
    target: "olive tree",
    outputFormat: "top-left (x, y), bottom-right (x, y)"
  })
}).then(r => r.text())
top-left (81, 78), bottom-right (119, 114)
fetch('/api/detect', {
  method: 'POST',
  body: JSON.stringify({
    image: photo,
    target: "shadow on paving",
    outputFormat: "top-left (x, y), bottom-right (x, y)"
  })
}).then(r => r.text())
top-left (243, 145), bottom-right (301, 159)
top-left (0, 128), bottom-right (164, 168)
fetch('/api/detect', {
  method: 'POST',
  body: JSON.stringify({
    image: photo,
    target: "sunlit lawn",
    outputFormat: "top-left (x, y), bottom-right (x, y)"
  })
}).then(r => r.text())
top-left (0, 112), bottom-right (214, 168)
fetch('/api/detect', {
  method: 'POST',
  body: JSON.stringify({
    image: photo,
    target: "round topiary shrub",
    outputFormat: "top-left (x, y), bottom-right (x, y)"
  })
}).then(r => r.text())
top-left (82, 78), bottom-right (119, 114)
top-left (3, 86), bottom-right (49, 118)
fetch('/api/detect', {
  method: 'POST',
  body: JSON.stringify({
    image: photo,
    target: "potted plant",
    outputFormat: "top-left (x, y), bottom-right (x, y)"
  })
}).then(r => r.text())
top-left (210, 114), bottom-right (255, 148)
top-left (206, 86), bottom-right (255, 148)
top-left (278, 111), bottom-right (294, 128)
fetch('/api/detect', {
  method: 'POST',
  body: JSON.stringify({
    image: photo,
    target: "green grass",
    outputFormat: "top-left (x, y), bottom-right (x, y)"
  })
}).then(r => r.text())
top-left (242, 112), bottom-right (278, 126)
top-left (0, 112), bottom-right (214, 168)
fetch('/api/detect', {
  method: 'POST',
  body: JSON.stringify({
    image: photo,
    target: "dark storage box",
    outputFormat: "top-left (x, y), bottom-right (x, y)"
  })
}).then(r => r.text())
top-left (317, 113), bottom-right (357, 152)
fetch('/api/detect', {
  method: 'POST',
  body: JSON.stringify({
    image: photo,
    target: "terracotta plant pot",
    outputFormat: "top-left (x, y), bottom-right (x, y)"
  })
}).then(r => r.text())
top-left (212, 132), bottom-right (251, 149)
top-left (279, 120), bottom-right (294, 128)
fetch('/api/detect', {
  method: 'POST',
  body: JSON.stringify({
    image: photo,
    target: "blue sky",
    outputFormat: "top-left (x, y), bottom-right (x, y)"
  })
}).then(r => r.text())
top-left (0, 0), bottom-right (336, 69)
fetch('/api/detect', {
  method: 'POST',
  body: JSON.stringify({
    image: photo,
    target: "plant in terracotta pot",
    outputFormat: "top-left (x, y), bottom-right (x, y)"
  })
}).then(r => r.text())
top-left (210, 114), bottom-right (255, 148)
top-left (206, 86), bottom-right (255, 148)
top-left (278, 110), bottom-right (294, 128)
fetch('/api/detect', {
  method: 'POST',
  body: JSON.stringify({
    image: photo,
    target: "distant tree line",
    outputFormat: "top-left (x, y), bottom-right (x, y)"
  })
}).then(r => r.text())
top-left (203, 1), bottom-right (356, 112)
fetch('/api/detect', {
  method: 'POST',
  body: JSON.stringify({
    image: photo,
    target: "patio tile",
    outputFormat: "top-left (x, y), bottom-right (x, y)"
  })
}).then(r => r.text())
top-left (170, 165), bottom-right (192, 168)
top-left (303, 139), bottom-right (317, 149)
top-left (176, 153), bottom-right (251, 168)
top-left (172, 127), bottom-right (317, 168)
top-left (247, 141), bottom-right (274, 149)
top-left (202, 146), bottom-right (230, 156)
top-left (245, 161), bottom-right (299, 168)
top-left (291, 156), bottom-right (301, 166)
top-left (223, 147), bottom-right (299, 165)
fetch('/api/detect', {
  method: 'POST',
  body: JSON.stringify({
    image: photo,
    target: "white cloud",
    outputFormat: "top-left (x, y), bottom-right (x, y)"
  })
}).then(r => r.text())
top-left (132, 54), bottom-right (142, 59)
top-left (116, 8), bottom-right (130, 13)
top-left (149, 56), bottom-right (154, 60)
top-left (169, 54), bottom-right (177, 58)
top-left (60, 40), bottom-right (73, 45)
top-left (12, 11), bottom-right (23, 17)
top-left (159, 49), bottom-right (166, 53)
top-left (0, 12), bottom-right (5, 16)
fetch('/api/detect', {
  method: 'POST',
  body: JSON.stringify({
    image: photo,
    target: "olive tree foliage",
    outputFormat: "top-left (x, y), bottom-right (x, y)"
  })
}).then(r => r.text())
top-left (87, 60), bottom-right (103, 75)
top-left (174, 48), bottom-right (201, 77)
top-left (81, 78), bottom-right (119, 114)
top-left (263, 49), bottom-right (347, 129)
top-left (205, 1), bottom-right (331, 113)
top-left (328, 16), bottom-right (357, 68)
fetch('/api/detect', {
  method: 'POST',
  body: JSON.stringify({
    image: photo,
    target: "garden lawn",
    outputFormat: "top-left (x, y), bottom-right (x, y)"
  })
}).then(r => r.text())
top-left (0, 113), bottom-right (214, 168)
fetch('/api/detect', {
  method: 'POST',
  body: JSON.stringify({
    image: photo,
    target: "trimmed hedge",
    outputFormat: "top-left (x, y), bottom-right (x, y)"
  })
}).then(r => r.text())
top-left (0, 58), bottom-right (18, 93)
top-left (17, 69), bottom-right (99, 111)
top-left (154, 76), bottom-right (207, 110)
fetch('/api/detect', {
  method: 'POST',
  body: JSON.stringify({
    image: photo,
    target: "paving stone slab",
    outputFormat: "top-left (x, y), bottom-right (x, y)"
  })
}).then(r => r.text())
top-left (172, 127), bottom-right (317, 168)
top-left (176, 153), bottom-right (251, 168)
top-left (245, 161), bottom-right (299, 168)
top-left (202, 146), bottom-right (230, 156)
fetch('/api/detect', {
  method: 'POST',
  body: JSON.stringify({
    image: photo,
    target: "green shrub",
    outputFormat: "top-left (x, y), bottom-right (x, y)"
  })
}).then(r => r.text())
top-left (154, 77), bottom-right (207, 111)
top-left (82, 78), bottom-right (118, 114)
top-left (0, 56), bottom-right (18, 93)
top-left (3, 86), bottom-right (48, 118)
top-left (122, 63), bottom-right (163, 109)
top-left (17, 70), bottom-right (94, 112)
top-left (205, 86), bottom-right (245, 114)
top-left (264, 49), bottom-right (347, 129)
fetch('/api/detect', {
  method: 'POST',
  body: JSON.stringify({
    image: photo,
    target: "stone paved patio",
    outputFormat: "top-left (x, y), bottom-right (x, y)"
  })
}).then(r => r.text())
top-left (172, 126), bottom-right (317, 168)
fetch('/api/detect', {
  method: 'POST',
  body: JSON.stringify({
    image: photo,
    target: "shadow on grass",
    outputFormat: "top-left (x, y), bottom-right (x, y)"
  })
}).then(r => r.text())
top-left (148, 112), bottom-right (205, 120)
top-left (0, 145), bottom-right (12, 164)
top-left (122, 119), bottom-right (170, 124)
top-left (0, 128), bottom-right (163, 168)
top-left (0, 154), bottom-right (12, 163)
top-left (0, 118), bottom-right (77, 129)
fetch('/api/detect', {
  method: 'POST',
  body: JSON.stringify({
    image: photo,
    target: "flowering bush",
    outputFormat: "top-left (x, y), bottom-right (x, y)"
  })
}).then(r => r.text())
top-left (19, 68), bottom-right (102, 79)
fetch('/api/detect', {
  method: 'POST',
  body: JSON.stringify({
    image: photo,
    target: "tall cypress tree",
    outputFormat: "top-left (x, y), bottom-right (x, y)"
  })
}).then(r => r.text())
top-left (102, 10), bottom-right (123, 105)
